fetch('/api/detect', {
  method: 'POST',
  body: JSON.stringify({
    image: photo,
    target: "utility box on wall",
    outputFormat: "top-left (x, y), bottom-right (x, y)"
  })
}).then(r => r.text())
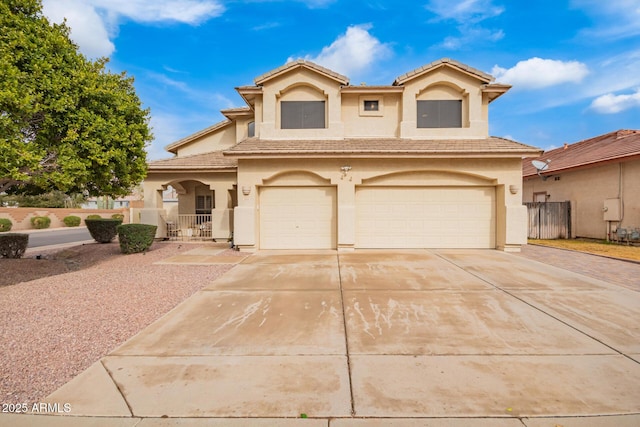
top-left (603, 198), bottom-right (621, 221)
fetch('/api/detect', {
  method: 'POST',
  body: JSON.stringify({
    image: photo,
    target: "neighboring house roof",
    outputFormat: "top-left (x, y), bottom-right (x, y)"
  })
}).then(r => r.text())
top-left (164, 120), bottom-right (233, 154)
top-left (523, 129), bottom-right (640, 178)
top-left (224, 137), bottom-right (541, 158)
top-left (393, 58), bottom-right (494, 85)
top-left (148, 151), bottom-right (237, 172)
top-left (254, 59), bottom-right (350, 85)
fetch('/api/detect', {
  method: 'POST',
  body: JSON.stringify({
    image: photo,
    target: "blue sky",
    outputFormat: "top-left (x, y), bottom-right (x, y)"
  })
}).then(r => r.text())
top-left (42, 0), bottom-right (640, 160)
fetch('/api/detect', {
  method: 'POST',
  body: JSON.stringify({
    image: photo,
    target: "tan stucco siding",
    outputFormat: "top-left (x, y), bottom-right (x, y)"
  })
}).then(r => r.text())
top-left (259, 69), bottom-right (345, 140)
top-left (341, 93), bottom-right (401, 138)
top-left (522, 160), bottom-right (640, 239)
top-left (400, 67), bottom-right (489, 139)
top-left (234, 157), bottom-right (525, 251)
top-left (177, 127), bottom-right (237, 157)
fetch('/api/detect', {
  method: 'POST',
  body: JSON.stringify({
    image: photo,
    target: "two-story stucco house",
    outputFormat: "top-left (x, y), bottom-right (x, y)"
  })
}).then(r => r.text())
top-left (142, 58), bottom-right (541, 252)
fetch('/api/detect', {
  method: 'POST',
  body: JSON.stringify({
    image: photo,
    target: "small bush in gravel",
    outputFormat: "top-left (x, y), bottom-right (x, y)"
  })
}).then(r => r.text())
top-left (63, 215), bottom-right (82, 227)
top-left (85, 218), bottom-right (122, 243)
top-left (111, 213), bottom-right (124, 221)
top-left (0, 218), bottom-right (12, 232)
top-left (0, 233), bottom-right (29, 258)
top-left (85, 214), bottom-right (102, 222)
top-left (30, 216), bottom-right (51, 229)
top-left (117, 224), bottom-right (157, 254)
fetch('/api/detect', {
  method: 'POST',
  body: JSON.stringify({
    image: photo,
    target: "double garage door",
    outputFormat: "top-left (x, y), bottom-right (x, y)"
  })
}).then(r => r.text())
top-left (259, 186), bottom-right (495, 249)
top-left (356, 186), bottom-right (495, 248)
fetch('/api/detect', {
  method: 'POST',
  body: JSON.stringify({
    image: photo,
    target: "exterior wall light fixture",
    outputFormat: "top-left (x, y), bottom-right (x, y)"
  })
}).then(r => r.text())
top-left (242, 186), bottom-right (251, 196)
top-left (340, 165), bottom-right (352, 180)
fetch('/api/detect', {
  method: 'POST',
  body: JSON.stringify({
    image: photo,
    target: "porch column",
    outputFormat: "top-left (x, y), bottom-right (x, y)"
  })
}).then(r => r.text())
top-left (140, 183), bottom-right (167, 238)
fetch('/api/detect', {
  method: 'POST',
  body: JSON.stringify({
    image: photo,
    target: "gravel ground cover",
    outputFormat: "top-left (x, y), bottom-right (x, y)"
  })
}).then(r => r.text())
top-left (0, 242), bottom-right (242, 405)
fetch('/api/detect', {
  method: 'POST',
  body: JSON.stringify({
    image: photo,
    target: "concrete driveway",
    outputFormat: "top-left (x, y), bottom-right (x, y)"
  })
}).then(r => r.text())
top-left (12, 248), bottom-right (640, 426)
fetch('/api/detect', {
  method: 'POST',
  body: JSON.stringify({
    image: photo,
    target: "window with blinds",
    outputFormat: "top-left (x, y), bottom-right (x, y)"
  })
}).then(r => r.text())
top-left (417, 100), bottom-right (462, 128)
top-left (281, 101), bottom-right (326, 129)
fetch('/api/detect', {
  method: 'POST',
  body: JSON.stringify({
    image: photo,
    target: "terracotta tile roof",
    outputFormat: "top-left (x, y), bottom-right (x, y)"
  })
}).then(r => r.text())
top-left (254, 60), bottom-right (350, 85)
top-left (394, 58), bottom-right (494, 85)
top-left (148, 151), bottom-right (237, 171)
top-left (165, 120), bottom-right (232, 154)
top-left (522, 130), bottom-right (640, 178)
top-left (224, 137), bottom-right (541, 157)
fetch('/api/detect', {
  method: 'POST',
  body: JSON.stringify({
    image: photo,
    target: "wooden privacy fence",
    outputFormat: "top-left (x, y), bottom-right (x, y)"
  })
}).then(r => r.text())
top-left (525, 201), bottom-right (571, 239)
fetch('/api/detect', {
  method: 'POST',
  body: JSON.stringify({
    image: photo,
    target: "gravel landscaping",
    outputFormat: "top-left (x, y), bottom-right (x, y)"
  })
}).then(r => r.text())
top-left (0, 242), bottom-right (242, 405)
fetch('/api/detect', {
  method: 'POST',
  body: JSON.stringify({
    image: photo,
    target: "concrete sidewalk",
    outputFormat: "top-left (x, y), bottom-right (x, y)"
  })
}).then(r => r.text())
top-left (4, 247), bottom-right (640, 426)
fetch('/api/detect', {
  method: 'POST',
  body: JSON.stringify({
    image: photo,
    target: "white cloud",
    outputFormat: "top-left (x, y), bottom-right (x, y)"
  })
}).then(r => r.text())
top-left (426, 0), bottom-right (505, 49)
top-left (426, 0), bottom-right (504, 23)
top-left (491, 58), bottom-right (589, 89)
top-left (590, 88), bottom-right (640, 114)
top-left (441, 27), bottom-right (504, 49)
top-left (42, 0), bottom-right (115, 57)
top-left (572, 0), bottom-right (640, 40)
top-left (42, 0), bottom-right (224, 58)
top-left (88, 0), bottom-right (224, 24)
top-left (288, 24), bottom-right (391, 77)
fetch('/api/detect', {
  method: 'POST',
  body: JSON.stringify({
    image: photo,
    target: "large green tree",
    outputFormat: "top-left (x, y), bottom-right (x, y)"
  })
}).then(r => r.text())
top-left (0, 0), bottom-right (151, 197)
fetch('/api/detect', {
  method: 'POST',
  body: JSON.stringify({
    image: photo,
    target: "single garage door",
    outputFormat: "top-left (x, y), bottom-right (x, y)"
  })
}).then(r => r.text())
top-left (260, 186), bottom-right (337, 249)
top-left (356, 186), bottom-right (495, 248)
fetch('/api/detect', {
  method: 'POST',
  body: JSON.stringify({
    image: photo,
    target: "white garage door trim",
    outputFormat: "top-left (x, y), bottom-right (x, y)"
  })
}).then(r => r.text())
top-left (356, 186), bottom-right (495, 248)
top-left (259, 186), bottom-right (337, 249)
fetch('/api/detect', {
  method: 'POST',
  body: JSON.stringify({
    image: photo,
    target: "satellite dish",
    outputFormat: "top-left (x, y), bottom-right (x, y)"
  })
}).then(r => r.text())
top-left (531, 159), bottom-right (550, 171)
top-left (531, 159), bottom-right (551, 180)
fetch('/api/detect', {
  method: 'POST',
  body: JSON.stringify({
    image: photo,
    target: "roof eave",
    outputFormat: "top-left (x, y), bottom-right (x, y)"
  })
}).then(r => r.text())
top-left (255, 60), bottom-right (349, 86)
top-left (225, 150), bottom-right (542, 159)
top-left (148, 166), bottom-right (237, 173)
top-left (483, 84), bottom-right (512, 103)
top-left (340, 86), bottom-right (404, 94)
top-left (221, 107), bottom-right (254, 120)
top-left (235, 86), bottom-right (262, 108)
top-left (393, 58), bottom-right (494, 86)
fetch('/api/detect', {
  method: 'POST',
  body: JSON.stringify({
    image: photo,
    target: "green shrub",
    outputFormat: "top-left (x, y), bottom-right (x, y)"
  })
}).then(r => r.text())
top-left (111, 213), bottom-right (124, 221)
top-left (117, 223), bottom-right (157, 254)
top-left (63, 215), bottom-right (81, 227)
top-left (30, 216), bottom-right (51, 229)
top-left (0, 218), bottom-right (12, 232)
top-left (85, 214), bottom-right (102, 221)
top-left (85, 218), bottom-right (123, 243)
top-left (0, 233), bottom-right (29, 258)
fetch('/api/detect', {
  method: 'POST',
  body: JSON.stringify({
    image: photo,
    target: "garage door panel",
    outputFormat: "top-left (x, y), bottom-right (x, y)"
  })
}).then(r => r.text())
top-left (260, 187), bottom-right (336, 249)
top-left (356, 187), bottom-right (495, 249)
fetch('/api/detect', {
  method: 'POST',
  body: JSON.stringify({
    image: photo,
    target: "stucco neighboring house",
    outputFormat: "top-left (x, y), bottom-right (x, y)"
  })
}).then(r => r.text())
top-left (143, 58), bottom-right (541, 251)
top-left (522, 130), bottom-right (640, 240)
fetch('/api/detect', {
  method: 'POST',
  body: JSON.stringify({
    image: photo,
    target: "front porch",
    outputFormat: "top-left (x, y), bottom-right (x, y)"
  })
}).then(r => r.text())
top-left (166, 214), bottom-right (215, 241)
top-left (141, 155), bottom-right (238, 242)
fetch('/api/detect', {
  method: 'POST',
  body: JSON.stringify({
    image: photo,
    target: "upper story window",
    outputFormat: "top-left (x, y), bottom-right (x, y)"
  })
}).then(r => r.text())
top-left (248, 121), bottom-right (255, 137)
top-left (358, 96), bottom-right (384, 117)
top-left (363, 100), bottom-right (379, 111)
top-left (417, 100), bottom-right (462, 128)
top-left (281, 101), bottom-right (325, 129)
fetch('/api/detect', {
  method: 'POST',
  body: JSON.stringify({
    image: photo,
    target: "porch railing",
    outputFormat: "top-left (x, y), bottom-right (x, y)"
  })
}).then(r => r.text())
top-left (167, 214), bottom-right (213, 241)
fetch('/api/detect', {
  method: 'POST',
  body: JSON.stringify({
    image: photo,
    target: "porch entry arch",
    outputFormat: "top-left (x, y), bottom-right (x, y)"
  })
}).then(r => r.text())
top-left (355, 170), bottom-right (497, 249)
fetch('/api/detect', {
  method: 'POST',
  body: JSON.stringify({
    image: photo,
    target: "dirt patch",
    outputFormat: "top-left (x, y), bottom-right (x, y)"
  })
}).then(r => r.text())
top-left (0, 244), bottom-right (120, 287)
